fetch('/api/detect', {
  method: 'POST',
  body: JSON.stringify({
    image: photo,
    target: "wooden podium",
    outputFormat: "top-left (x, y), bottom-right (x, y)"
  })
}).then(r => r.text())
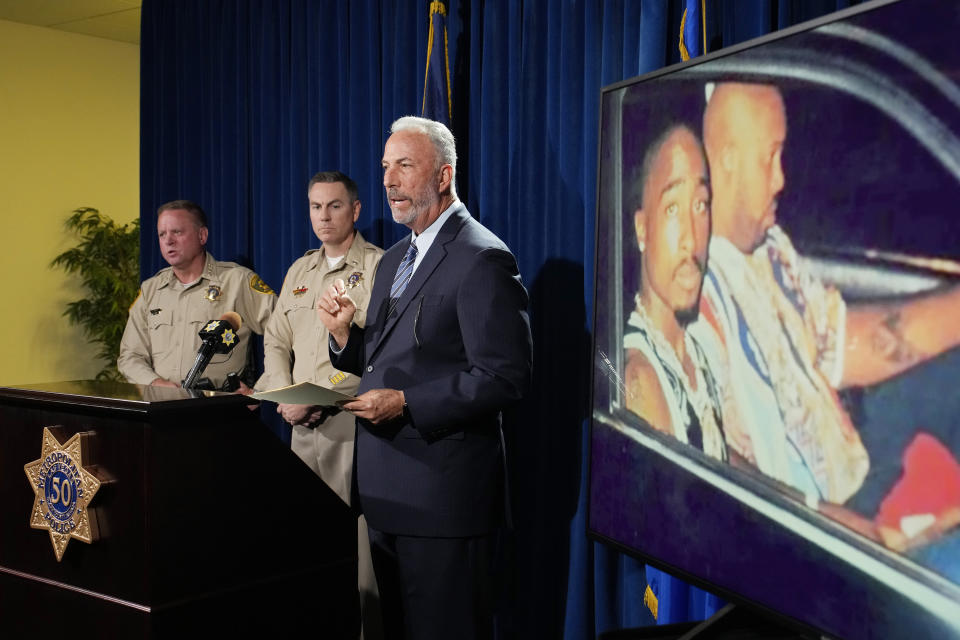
top-left (0, 381), bottom-right (358, 638)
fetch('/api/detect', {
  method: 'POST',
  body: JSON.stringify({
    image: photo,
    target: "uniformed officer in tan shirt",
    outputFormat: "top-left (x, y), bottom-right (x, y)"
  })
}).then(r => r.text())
top-left (118, 200), bottom-right (276, 389)
top-left (254, 172), bottom-right (383, 638)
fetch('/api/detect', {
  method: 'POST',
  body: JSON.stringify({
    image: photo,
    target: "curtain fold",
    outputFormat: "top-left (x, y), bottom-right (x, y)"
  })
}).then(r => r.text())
top-left (140, 1), bottom-right (863, 637)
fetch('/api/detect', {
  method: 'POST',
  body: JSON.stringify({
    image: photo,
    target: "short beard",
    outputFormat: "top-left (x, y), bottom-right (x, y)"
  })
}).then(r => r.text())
top-left (391, 207), bottom-right (419, 225)
top-left (674, 305), bottom-right (699, 327)
top-left (389, 186), bottom-right (436, 226)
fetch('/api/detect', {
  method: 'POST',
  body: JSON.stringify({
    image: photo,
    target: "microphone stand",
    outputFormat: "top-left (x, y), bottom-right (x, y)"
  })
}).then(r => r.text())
top-left (182, 339), bottom-right (217, 390)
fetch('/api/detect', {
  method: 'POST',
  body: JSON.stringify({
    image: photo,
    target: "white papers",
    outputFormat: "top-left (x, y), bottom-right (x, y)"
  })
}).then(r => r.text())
top-left (251, 381), bottom-right (356, 407)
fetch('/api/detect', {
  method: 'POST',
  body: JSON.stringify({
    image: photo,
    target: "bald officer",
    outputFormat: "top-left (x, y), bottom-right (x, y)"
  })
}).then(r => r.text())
top-left (119, 199), bottom-right (276, 389)
top-left (255, 172), bottom-right (383, 638)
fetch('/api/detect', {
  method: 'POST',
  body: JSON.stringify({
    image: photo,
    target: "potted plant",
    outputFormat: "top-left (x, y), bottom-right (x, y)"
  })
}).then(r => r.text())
top-left (51, 207), bottom-right (140, 381)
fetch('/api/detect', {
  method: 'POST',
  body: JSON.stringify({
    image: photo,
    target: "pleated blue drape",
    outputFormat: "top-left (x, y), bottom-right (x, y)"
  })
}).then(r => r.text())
top-left (140, 1), bottom-right (862, 637)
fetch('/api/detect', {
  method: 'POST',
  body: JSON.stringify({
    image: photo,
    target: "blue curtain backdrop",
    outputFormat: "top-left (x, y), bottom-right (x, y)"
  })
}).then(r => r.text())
top-left (140, 1), bottom-right (862, 637)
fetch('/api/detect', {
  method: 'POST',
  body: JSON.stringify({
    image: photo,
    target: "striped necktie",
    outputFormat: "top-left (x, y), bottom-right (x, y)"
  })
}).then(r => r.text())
top-left (388, 240), bottom-right (418, 315)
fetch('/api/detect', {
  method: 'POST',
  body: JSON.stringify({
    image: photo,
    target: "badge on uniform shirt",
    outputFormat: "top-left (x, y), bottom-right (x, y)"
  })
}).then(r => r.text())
top-left (346, 272), bottom-right (364, 289)
top-left (250, 275), bottom-right (275, 294)
top-left (23, 427), bottom-right (103, 562)
top-left (293, 286), bottom-right (308, 297)
top-left (205, 284), bottom-right (222, 302)
top-left (329, 371), bottom-right (347, 386)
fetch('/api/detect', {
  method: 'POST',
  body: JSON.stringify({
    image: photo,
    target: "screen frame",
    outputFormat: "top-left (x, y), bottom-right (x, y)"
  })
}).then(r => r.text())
top-left (586, 1), bottom-right (960, 637)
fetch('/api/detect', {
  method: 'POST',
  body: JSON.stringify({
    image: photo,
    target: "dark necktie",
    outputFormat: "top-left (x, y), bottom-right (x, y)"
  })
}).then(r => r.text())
top-left (388, 240), bottom-right (418, 315)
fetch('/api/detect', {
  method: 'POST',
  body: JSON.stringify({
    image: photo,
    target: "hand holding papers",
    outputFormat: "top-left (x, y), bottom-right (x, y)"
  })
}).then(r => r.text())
top-left (251, 381), bottom-right (357, 407)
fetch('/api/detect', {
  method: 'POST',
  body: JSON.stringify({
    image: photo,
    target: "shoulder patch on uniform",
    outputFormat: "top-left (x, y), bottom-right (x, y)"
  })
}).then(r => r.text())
top-left (249, 274), bottom-right (274, 294)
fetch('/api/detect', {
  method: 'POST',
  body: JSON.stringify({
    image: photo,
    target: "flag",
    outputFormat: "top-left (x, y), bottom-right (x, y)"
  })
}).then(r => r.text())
top-left (645, 564), bottom-right (725, 625)
top-left (645, 565), bottom-right (686, 623)
top-left (421, 1), bottom-right (452, 126)
top-left (679, 0), bottom-right (706, 61)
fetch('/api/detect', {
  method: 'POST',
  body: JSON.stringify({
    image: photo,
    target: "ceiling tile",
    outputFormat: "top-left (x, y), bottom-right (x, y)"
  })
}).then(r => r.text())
top-left (0, 0), bottom-right (140, 44)
top-left (53, 8), bottom-right (140, 44)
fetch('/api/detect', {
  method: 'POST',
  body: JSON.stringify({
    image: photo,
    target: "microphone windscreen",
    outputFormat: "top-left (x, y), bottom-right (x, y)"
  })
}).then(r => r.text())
top-left (219, 311), bottom-right (242, 331)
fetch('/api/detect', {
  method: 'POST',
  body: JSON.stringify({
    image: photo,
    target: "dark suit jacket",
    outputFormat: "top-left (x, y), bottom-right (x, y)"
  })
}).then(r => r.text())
top-left (332, 204), bottom-right (532, 537)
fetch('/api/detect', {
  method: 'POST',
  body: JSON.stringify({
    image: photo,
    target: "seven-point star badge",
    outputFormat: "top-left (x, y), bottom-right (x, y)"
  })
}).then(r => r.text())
top-left (24, 428), bottom-right (102, 561)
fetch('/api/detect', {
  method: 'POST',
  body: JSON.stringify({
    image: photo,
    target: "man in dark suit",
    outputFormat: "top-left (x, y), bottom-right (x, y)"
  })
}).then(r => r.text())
top-left (318, 116), bottom-right (532, 640)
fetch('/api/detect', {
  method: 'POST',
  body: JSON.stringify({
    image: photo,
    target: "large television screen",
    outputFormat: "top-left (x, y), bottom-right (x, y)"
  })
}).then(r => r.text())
top-left (588, 0), bottom-right (960, 637)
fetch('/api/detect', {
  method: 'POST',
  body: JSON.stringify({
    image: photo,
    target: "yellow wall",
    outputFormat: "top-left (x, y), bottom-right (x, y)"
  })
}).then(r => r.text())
top-left (0, 20), bottom-right (139, 385)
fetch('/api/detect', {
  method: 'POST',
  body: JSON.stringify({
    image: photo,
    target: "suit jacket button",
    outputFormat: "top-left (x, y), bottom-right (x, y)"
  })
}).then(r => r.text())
top-left (366, 365), bottom-right (374, 372)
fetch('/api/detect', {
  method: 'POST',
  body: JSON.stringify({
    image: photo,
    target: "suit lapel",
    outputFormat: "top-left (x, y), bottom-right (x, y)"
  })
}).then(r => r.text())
top-left (369, 206), bottom-right (469, 357)
top-left (365, 245), bottom-right (403, 349)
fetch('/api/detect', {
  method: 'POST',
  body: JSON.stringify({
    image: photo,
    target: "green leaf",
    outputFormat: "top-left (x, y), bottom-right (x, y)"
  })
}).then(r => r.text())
top-left (51, 208), bottom-right (140, 380)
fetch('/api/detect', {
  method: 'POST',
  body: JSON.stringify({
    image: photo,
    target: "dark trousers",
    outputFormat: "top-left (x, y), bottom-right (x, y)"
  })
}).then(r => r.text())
top-left (366, 526), bottom-right (495, 640)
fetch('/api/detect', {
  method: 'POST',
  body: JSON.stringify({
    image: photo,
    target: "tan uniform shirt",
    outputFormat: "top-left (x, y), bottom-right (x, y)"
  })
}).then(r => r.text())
top-left (118, 252), bottom-right (277, 387)
top-left (257, 231), bottom-right (383, 394)
top-left (258, 232), bottom-right (383, 632)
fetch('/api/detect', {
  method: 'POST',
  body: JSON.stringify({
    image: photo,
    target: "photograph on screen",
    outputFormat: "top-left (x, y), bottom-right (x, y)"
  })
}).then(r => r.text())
top-left (589, 0), bottom-right (960, 637)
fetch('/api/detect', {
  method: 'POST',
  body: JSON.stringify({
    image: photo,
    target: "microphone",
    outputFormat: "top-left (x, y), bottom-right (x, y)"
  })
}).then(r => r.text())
top-left (182, 312), bottom-right (243, 389)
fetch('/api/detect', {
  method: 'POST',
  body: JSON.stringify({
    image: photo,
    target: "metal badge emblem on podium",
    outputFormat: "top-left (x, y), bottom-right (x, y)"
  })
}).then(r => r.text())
top-left (24, 427), bottom-right (103, 561)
